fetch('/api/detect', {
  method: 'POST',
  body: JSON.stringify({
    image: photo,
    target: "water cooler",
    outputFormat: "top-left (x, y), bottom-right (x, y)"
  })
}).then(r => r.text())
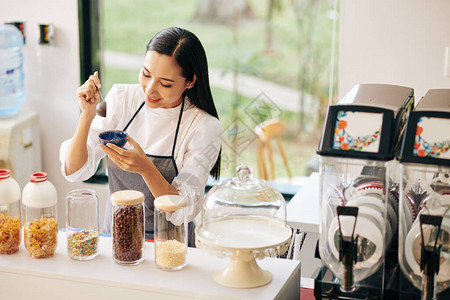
top-left (315, 84), bottom-right (414, 298)
top-left (0, 110), bottom-right (42, 188)
top-left (397, 89), bottom-right (450, 299)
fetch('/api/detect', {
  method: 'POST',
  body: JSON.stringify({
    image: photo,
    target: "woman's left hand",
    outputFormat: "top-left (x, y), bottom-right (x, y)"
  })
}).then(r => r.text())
top-left (99, 136), bottom-right (150, 175)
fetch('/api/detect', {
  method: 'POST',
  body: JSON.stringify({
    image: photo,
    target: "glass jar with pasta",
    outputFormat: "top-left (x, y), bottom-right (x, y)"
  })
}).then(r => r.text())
top-left (22, 172), bottom-right (58, 258)
top-left (0, 169), bottom-right (22, 255)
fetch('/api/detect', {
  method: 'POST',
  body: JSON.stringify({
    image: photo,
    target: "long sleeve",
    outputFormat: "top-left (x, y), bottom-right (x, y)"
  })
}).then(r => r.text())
top-left (59, 84), bottom-right (136, 182)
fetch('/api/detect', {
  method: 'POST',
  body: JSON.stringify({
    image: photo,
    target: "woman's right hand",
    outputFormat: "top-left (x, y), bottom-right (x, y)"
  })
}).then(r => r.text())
top-left (76, 71), bottom-right (102, 119)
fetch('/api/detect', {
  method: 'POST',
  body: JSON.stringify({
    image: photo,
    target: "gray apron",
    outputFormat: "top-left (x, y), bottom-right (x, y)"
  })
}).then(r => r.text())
top-left (103, 100), bottom-right (196, 246)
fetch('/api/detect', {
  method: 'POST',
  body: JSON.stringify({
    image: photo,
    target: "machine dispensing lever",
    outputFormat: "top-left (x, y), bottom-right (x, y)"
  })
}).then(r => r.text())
top-left (419, 214), bottom-right (443, 300)
top-left (337, 205), bottom-right (359, 293)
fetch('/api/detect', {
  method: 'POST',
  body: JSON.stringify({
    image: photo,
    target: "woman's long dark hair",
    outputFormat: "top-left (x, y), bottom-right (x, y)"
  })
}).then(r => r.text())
top-left (147, 27), bottom-right (221, 179)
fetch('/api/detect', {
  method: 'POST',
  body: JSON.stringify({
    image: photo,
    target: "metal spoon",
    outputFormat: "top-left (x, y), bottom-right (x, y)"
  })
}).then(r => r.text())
top-left (96, 86), bottom-right (107, 117)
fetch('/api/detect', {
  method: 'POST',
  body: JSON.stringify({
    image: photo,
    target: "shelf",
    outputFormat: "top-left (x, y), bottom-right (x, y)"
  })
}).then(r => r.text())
top-left (0, 230), bottom-right (301, 299)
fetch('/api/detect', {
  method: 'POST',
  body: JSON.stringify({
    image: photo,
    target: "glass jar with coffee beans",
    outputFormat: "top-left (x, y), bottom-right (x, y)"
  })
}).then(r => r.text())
top-left (111, 190), bottom-right (145, 265)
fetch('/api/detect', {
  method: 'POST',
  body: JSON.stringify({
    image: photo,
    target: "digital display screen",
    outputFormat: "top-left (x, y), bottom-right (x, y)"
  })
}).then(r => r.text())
top-left (414, 116), bottom-right (450, 160)
top-left (332, 111), bottom-right (383, 153)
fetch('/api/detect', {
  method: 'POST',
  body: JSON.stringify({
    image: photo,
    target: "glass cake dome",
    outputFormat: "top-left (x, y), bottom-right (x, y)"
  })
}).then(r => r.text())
top-left (195, 164), bottom-right (291, 288)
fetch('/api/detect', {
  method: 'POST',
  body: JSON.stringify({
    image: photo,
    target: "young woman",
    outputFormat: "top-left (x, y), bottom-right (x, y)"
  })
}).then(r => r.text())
top-left (60, 27), bottom-right (222, 245)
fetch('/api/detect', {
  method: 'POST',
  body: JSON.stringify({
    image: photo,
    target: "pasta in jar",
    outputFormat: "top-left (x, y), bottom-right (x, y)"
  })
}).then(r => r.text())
top-left (22, 172), bottom-right (58, 259)
top-left (0, 169), bottom-right (21, 255)
top-left (24, 217), bottom-right (58, 258)
top-left (0, 214), bottom-right (21, 254)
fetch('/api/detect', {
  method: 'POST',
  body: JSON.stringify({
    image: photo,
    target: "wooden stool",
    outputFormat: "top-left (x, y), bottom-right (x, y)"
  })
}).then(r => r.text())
top-left (255, 119), bottom-right (292, 180)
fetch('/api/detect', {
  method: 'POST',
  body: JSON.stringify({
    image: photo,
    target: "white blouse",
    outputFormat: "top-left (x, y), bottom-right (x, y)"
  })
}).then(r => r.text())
top-left (60, 84), bottom-right (222, 221)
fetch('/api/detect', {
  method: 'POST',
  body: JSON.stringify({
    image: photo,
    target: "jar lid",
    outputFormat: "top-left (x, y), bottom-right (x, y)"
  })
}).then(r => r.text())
top-left (0, 169), bottom-right (11, 179)
top-left (206, 164), bottom-right (285, 205)
top-left (30, 172), bottom-right (48, 182)
top-left (155, 194), bottom-right (187, 212)
top-left (0, 169), bottom-right (21, 204)
top-left (111, 190), bottom-right (144, 206)
top-left (22, 172), bottom-right (57, 208)
top-left (200, 164), bottom-right (287, 228)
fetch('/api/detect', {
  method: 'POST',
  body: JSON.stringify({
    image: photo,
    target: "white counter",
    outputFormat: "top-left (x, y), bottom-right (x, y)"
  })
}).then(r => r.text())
top-left (0, 231), bottom-right (300, 299)
top-left (286, 172), bottom-right (321, 279)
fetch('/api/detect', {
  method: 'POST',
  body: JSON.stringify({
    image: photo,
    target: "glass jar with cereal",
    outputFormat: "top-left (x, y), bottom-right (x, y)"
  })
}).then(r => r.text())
top-left (0, 169), bottom-right (21, 255)
top-left (22, 172), bottom-right (58, 258)
top-left (66, 189), bottom-right (99, 260)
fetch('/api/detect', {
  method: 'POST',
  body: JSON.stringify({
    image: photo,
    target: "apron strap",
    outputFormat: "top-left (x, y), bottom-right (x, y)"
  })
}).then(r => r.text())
top-left (171, 99), bottom-right (185, 157)
top-left (122, 99), bottom-right (185, 157)
top-left (123, 101), bottom-right (146, 132)
top-left (120, 98), bottom-right (185, 174)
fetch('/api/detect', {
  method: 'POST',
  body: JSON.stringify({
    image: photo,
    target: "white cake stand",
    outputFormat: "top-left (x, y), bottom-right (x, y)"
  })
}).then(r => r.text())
top-left (195, 216), bottom-right (292, 289)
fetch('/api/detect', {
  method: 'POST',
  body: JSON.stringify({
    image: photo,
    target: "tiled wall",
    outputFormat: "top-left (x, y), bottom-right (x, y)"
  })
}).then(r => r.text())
top-left (0, 0), bottom-right (109, 230)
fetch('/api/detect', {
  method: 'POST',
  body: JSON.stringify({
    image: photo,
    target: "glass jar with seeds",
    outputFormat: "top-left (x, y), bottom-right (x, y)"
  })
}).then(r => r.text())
top-left (154, 194), bottom-right (188, 271)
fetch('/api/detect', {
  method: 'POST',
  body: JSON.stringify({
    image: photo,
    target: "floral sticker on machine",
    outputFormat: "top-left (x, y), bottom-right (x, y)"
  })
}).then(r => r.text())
top-left (414, 117), bottom-right (450, 159)
top-left (333, 110), bottom-right (382, 153)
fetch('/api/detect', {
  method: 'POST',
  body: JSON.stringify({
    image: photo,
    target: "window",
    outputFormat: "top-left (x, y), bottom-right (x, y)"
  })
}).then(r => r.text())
top-left (86, 0), bottom-right (340, 193)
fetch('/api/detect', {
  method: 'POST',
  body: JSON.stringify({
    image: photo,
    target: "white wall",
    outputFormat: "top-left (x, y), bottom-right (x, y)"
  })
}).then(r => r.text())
top-left (0, 0), bottom-right (109, 230)
top-left (338, 0), bottom-right (450, 101)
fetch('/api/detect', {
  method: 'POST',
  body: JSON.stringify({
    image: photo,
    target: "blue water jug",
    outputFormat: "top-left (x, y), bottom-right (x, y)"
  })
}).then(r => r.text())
top-left (0, 24), bottom-right (25, 117)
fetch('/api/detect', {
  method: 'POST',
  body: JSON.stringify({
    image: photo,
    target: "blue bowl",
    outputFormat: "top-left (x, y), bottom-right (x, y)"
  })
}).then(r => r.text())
top-left (98, 130), bottom-right (128, 148)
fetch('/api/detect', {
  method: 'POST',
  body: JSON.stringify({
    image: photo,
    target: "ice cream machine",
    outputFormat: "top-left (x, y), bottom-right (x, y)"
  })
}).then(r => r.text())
top-left (315, 84), bottom-right (414, 298)
top-left (397, 89), bottom-right (450, 300)
top-left (315, 85), bottom-right (450, 299)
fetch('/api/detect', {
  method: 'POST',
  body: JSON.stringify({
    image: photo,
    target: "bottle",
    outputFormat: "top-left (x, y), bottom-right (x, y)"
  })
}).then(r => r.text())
top-left (0, 24), bottom-right (25, 117)
top-left (0, 169), bottom-right (21, 254)
top-left (111, 190), bottom-right (145, 265)
top-left (22, 172), bottom-right (58, 258)
top-left (66, 189), bottom-right (99, 260)
top-left (154, 194), bottom-right (188, 271)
